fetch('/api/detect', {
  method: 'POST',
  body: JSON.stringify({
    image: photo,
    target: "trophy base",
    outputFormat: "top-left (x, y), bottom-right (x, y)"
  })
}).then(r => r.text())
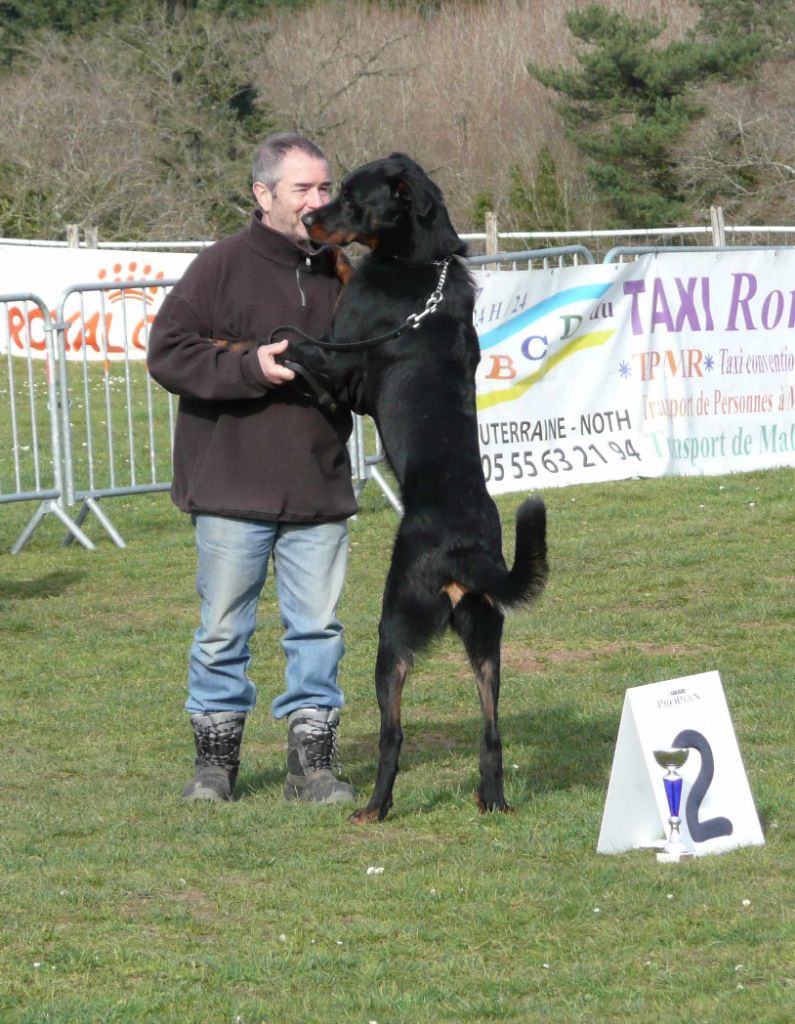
top-left (656, 843), bottom-right (695, 863)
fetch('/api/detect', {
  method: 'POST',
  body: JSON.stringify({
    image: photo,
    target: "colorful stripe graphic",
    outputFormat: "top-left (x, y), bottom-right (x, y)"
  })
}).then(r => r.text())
top-left (476, 329), bottom-right (615, 411)
top-left (478, 283), bottom-right (612, 351)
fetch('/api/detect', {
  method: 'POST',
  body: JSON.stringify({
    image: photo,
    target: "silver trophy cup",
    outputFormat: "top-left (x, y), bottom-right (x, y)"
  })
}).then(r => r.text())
top-left (653, 748), bottom-right (694, 862)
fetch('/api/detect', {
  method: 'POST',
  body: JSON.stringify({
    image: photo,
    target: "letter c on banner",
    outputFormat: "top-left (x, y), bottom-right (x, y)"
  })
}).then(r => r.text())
top-left (521, 334), bottom-right (548, 361)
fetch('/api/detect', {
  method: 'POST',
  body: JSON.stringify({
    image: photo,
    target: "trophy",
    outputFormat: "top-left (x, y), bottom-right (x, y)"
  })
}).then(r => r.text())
top-left (653, 748), bottom-right (694, 862)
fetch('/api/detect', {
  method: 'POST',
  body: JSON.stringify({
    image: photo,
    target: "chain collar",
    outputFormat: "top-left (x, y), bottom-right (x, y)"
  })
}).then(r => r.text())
top-left (269, 255), bottom-right (457, 354)
top-left (404, 256), bottom-right (453, 331)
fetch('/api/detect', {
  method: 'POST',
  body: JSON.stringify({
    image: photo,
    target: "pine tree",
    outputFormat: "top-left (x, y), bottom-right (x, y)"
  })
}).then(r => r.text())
top-left (508, 147), bottom-right (571, 232)
top-left (694, 0), bottom-right (795, 57)
top-left (527, 2), bottom-right (779, 226)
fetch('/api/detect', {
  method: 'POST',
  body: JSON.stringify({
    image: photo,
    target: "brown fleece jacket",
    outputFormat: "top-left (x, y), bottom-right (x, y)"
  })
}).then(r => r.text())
top-left (147, 211), bottom-right (357, 522)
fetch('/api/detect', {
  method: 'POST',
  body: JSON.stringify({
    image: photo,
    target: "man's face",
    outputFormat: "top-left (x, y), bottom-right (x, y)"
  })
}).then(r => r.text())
top-left (254, 150), bottom-right (332, 244)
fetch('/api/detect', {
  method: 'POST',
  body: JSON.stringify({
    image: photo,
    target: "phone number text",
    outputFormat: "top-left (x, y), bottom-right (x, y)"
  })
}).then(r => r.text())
top-left (481, 439), bottom-right (642, 482)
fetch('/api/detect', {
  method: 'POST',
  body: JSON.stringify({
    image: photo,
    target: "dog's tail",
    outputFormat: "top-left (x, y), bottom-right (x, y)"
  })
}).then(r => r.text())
top-left (449, 497), bottom-right (548, 609)
top-left (505, 496), bottom-right (548, 606)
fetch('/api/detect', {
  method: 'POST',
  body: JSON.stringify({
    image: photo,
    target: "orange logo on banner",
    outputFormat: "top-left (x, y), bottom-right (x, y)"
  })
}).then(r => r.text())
top-left (98, 261), bottom-right (166, 306)
top-left (4, 260), bottom-right (168, 357)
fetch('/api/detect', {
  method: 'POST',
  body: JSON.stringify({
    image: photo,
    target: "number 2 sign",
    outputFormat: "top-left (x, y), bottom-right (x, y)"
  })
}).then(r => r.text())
top-left (597, 672), bottom-right (765, 857)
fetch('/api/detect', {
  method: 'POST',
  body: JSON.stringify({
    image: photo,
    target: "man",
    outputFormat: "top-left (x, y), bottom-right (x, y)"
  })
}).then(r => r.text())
top-left (147, 133), bottom-right (357, 804)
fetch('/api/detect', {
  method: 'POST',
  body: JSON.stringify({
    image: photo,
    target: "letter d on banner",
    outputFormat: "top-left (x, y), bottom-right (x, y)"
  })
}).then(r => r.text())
top-left (597, 671), bottom-right (764, 857)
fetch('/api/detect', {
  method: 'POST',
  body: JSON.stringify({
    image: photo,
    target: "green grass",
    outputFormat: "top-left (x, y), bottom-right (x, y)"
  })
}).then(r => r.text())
top-left (1, 468), bottom-right (793, 1023)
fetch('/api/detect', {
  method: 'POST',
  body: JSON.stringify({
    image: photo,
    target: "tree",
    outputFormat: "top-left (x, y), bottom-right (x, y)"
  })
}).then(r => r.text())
top-left (0, 2), bottom-right (276, 239)
top-left (527, 2), bottom-right (779, 226)
top-left (0, 0), bottom-right (310, 68)
top-left (674, 0), bottom-right (795, 223)
top-left (0, 0), bottom-right (127, 66)
top-left (694, 0), bottom-right (795, 57)
top-left (507, 146), bottom-right (571, 233)
top-left (122, 3), bottom-right (276, 235)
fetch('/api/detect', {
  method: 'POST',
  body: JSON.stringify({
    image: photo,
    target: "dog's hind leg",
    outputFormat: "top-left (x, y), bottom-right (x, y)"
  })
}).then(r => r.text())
top-left (349, 636), bottom-right (411, 824)
top-left (450, 594), bottom-right (509, 814)
top-left (351, 573), bottom-right (450, 824)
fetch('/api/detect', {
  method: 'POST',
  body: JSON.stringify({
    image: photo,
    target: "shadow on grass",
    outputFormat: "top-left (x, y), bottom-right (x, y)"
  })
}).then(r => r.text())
top-left (501, 705), bottom-right (617, 792)
top-left (234, 705), bottom-right (614, 808)
top-left (237, 765), bottom-right (288, 797)
top-left (0, 570), bottom-right (85, 599)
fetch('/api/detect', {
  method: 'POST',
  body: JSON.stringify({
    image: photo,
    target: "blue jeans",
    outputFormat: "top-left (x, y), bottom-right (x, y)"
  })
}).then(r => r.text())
top-left (187, 514), bottom-right (349, 719)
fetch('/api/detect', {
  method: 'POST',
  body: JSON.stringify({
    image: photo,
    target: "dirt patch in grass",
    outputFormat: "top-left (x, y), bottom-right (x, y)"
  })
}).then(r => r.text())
top-left (430, 642), bottom-right (697, 675)
top-left (172, 888), bottom-right (219, 922)
top-left (503, 641), bottom-right (697, 673)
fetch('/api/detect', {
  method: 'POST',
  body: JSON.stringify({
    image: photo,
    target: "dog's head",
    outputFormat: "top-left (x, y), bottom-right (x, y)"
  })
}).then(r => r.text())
top-left (302, 153), bottom-right (466, 263)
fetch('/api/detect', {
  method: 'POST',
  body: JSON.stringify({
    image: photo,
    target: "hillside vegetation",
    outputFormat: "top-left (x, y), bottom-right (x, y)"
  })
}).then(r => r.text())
top-left (1, 0), bottom-right (794, 241)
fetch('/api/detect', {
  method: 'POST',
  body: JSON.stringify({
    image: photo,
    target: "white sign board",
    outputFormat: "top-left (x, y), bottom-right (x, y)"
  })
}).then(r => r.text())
top-left (2, 244), bottom-right (794, 484)
top-left (474, 252), bottom-right (795, 490)
top-left (597, 671), bottom-right (764, 857)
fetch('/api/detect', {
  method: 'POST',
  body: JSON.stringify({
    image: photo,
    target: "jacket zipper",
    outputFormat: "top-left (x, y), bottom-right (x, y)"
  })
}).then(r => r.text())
top-left (296, 259), bottom-right (309, 307)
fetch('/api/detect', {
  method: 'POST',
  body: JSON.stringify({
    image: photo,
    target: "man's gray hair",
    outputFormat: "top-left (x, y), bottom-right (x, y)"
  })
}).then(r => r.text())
top-left (252, 133), bottom-right (327, 193)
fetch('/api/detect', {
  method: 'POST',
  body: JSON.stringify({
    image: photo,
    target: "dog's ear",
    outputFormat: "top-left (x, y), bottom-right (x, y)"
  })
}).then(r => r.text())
top-left (388, 153), bottom-right (438, 218)
top-left (395, 180), bottom-right (411, 204)
top-left (385, 152), bottom-right (467, 258)
top-left (393, 178), bottom-right (428, 216)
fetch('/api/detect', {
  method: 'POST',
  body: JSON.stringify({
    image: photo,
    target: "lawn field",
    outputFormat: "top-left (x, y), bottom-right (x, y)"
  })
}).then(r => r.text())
top-left (1, 467), bottom-right (793, 1023)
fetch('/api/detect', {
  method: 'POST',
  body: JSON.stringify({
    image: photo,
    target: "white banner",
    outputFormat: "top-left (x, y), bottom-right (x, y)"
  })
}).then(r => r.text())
top-left (3, 245), bottom-right (794, 486)
top-left (474, 251), bottom-right (795, 490)
top-left (0, 244), bottom-right (195, 361)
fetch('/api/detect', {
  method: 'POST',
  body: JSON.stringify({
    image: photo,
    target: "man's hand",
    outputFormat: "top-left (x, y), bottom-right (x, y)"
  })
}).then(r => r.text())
top-left (257, 338), bottom-right (296, 385)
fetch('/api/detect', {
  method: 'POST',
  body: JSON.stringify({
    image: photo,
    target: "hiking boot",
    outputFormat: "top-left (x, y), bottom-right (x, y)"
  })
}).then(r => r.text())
top-left (284, 707), bottom-right (355, 803)
top-left (183, 711), bottom-right (246, 802)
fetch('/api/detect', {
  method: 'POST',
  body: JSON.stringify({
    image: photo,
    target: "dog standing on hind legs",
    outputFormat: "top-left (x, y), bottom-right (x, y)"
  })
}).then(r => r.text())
top-left (283, 153), bottom-right (549, 822)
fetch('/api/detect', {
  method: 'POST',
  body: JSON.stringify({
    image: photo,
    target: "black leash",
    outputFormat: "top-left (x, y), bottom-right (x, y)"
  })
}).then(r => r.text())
top-left (279, 359), bottom-right (341, 413)
top-left (266, 254), bottom-right (454, 353)
top-left (267, 322), bottom-right (405, 352)
top-left (265, 256), bottom-right (454, 410)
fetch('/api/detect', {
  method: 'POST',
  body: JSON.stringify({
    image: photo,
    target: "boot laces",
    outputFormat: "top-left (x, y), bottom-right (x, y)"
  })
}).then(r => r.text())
top-left (191, 715), bottom-right (244, 769)
top-left (301, 718), bottom-right (343, 773)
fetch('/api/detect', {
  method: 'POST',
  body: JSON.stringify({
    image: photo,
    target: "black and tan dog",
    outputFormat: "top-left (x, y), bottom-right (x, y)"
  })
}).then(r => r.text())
top-left (282, 153), bottom-right (548, 822)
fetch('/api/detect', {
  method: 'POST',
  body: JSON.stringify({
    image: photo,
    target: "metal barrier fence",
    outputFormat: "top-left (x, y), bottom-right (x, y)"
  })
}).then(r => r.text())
top-left (53, 278), bottom-right (180, 548)
top-left (467, 245), bottom-right (595, 270)
top-left (0, 293), bottom-right (95, 552)
top-left (601, 243), bottom-right (790, 263)
top-left (2, 247), bottom-right (601, 552)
